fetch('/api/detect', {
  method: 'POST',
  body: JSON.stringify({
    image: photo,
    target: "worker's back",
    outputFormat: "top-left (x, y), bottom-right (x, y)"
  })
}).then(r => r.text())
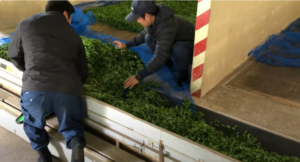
top-left (7, 2), bottom-right (88, 161)
top-left (17, 11), bottom-right (85, 96)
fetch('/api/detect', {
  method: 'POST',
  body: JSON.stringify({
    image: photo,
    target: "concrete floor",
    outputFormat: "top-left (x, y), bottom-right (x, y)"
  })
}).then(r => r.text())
top-left (0, 23), bottom-right (137, 40)
top-left (228, 61), bottom-right (300, 107)
top-left (194, 57), bottom-right (300, 142)
top-left (0, 126), bottom-right (59, 162)
top-left (90, 22), bottom-right (137, 41)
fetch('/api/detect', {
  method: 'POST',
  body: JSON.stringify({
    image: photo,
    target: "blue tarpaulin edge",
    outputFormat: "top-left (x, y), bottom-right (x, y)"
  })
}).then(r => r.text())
top-left (249, 17), bottom-right (300, 67)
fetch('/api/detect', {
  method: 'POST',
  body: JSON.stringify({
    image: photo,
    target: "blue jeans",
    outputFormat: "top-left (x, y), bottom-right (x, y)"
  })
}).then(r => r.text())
top-left (145, 34), bottom-right (193, 84)
top-left (20, 91), bottom-right (87, 151)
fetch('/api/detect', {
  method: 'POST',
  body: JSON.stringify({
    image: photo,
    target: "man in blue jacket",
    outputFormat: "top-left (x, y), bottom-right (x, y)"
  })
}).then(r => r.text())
top-left (114, 0), bottom-right (195, 89)
top-left (7, 1), bottom-right (89, 162)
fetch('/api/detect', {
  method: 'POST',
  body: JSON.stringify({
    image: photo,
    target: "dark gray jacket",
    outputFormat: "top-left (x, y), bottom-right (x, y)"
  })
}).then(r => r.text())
top-left (126, 4), bottom-right (195, 80)
top-left (8, 11), bottom-right (89, 96)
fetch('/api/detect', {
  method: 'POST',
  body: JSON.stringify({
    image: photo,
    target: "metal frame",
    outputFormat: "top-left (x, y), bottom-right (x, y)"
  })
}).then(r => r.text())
top-left (0, 58), bottom-right (239, 162)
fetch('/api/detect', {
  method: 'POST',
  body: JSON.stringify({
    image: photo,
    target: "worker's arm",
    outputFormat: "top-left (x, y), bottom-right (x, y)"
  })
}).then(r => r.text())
top-left (125, 29), bottom-right (147, 48)
top-left (77, 40), bottom-right (89, 84)
top-left (136, 27), bottom-right (176, 80)
top-left (8, 23), bottom-right (25, 71)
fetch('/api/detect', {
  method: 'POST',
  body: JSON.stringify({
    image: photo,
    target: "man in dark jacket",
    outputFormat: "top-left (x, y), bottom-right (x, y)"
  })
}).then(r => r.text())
top-left (114, 0), bottom-right (195, 89)
top-left (7, 1), bottom-right (88, 162)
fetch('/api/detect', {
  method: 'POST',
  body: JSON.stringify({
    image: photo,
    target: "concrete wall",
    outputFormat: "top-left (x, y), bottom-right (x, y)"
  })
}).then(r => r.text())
top-left (0, 1), bottom-right (89, 30)
top-left (201, 1), bottom-right (300, 96)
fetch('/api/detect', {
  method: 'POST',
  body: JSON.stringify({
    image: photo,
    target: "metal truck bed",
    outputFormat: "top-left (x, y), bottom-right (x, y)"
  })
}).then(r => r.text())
top-left (0, 58), bottom-right (238, 162)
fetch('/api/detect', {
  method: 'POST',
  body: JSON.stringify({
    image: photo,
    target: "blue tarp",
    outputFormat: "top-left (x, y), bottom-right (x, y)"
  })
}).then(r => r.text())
top-left (249, 17), bottom-right (300, 67)
top-left (0, 34), bottom-right (11, 45)
top-left (0, 1), bottom-right (195, 111)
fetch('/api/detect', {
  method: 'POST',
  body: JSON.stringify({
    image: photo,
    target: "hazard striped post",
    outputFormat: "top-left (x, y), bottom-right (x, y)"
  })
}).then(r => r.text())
top-left (191, 0), bottom-right (211, 98)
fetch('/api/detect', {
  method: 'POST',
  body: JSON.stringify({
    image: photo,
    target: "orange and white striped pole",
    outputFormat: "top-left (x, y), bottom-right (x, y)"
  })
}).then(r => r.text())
top-left (191, 0), bottom-right (211, 98)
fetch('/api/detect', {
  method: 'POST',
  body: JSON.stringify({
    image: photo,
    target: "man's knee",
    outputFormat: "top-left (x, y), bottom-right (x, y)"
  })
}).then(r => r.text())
top-left (171, 41), bottom-right (194, 64)
top-left (172, 41), bottom-right (194, 56)
top-left (170, 41), bottom-right (194, 84)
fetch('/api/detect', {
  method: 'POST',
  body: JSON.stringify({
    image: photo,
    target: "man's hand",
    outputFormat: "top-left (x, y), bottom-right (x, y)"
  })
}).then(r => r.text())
top-left (124, 75), bottom-right (139, 89)
top-left (113, 41), bottom-right (127, 49)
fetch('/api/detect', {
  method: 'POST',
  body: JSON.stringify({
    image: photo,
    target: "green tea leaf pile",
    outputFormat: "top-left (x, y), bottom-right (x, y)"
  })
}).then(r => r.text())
top-left (0, 38), bottom-right (299, 162)
top-left (84, 1), bottom-right (197, 33)
top-left (0, 43), bottom-right (8, 60)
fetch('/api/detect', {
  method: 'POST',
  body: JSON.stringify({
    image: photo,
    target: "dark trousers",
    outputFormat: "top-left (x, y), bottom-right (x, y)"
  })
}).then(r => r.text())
top-left (145, 34), bottom-right (193, 84)
top-left (20, 91), bottom-right (86, 151)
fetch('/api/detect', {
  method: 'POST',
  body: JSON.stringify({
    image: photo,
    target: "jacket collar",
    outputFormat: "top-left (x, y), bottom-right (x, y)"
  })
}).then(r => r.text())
top-left (147, 4), bottom-right (176, 33)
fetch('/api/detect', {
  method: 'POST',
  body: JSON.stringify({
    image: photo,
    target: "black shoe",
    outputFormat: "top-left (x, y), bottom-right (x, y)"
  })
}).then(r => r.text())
top-left (71, 136), bottom-right (85, 162)
top-left (37, 147), bottom-right (52, 162)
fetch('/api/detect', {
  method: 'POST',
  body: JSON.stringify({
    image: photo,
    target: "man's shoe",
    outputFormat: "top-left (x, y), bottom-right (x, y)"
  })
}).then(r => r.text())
top-left (37, 147), bottom-right (52, 162)
top-left (71, 136), bottom-right (85, 162)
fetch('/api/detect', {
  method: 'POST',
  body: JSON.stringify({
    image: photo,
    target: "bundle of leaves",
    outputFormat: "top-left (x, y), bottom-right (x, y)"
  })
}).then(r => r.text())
top-left (0, 43), bottom-right (8, 60)
top-left (1, 38), bottom-right (299, 162)
top-left (84, 0), bottom-right (197, 33)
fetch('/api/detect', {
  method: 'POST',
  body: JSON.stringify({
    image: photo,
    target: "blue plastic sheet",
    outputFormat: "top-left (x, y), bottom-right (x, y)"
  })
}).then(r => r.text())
top-left (0, 35), bottom-right (11, 46)
top-left (74, 0), bottom-right (120, 10)
top-left (0, 1), bottom-right (195, 110)
top-left (249, 17), bottom-right (300, 67)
